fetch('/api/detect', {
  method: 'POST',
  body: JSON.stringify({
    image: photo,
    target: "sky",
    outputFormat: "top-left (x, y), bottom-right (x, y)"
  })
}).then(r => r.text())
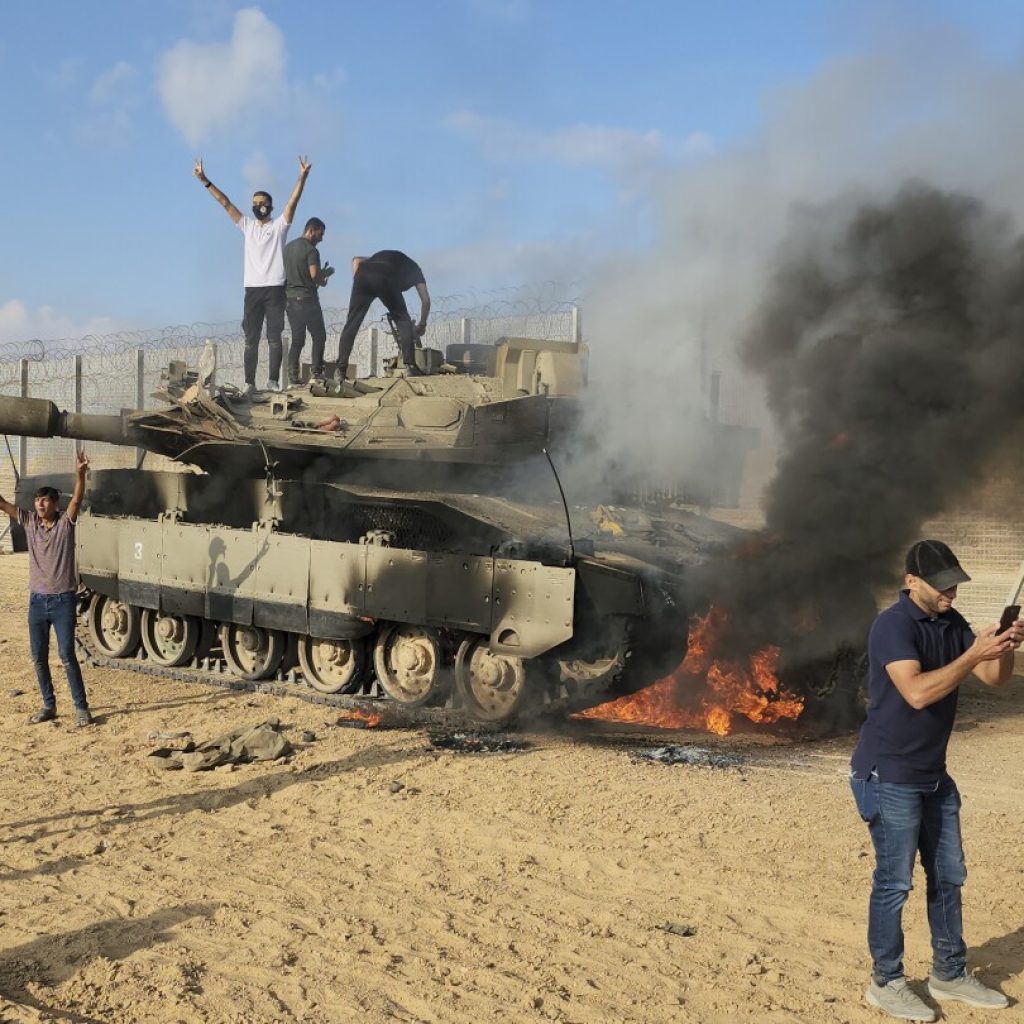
top-left (1, 0), bottom-right (1024, 347)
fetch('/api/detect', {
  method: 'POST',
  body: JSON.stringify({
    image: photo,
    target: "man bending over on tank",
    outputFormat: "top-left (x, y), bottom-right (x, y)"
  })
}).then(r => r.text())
top-left (0, 451), bottom-right (93, 726)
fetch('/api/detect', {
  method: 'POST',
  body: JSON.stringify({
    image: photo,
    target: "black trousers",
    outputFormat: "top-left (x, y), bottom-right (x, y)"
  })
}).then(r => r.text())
top-left (336, 268), bottom-right (415, 373)
top-left (242, 285), bottom-right (286, 385)
top-left (286, 297), bottom-right (327, 381)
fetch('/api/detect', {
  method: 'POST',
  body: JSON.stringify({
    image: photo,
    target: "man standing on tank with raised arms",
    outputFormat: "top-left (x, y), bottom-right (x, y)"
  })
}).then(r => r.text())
top-left (193, 155), bottom-right (312, 396)
top-left (0, 451), bottom-right (93, 727)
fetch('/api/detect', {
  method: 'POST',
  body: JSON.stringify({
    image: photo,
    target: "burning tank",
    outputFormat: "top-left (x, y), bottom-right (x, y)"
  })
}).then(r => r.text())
top-left (1, 336), bottom-right (752, 726)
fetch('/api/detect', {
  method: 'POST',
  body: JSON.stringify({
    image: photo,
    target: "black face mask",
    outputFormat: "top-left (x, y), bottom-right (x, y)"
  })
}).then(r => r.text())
top-left (252, 203), bottom-right (271, 220)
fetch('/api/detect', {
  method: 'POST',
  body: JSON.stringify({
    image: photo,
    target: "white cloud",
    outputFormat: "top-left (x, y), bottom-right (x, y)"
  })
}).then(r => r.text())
top-left (79, 60), bottom-right (141, 146)
top-left (90, 60), bottom-right (136, 105)
top-left (426, 238), bottom-right (591, 286)
top-left (445, 110), bottom-right (713, 181)
top-left (241, 150), bottom-right (273, 192)
top-left (0, 299), bottom-right (124, 349)
top-left (312, 67), bottom-right (347, 92)
top-left (44, 56), bottom-right (83, 94)
top-left (156, 9), bottom-right (346, 153)
top-left (157, 7), bottom-right (287, 147)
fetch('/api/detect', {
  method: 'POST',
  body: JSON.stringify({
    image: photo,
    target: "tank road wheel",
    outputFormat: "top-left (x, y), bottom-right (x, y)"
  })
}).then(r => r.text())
top-left (555, 617), bottom-right (630, 697)
top-left (219, 624), bottom-right (285, 681)
top-left (140, 609), bottom-right (200, 668)
top-left (373, 625), bottom-right (449, 708)
top-left (454, 638), bottom-right (528, 725)
top-left (297, 635), bottom-right (369, 694)
top-left (86, 594), bottom-right (141, 658)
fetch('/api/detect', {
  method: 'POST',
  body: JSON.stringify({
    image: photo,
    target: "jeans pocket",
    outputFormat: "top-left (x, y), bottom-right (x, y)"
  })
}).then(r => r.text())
top-left (850, 774), bottom-right (878, 824)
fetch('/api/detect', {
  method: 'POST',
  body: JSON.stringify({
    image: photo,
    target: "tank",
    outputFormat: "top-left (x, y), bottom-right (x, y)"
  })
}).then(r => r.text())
top-left (0, 337), bottom-right (741, 726)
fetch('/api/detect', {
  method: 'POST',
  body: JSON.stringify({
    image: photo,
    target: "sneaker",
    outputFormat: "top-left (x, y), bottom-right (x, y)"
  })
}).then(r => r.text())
top-left (928, 972), bottom-right (1009, 1009)
top-left (242, 383), bottom-right (256, 399)
top-left (75, 708), bottom-right (93, 728)
top-left (267, 378), bottom-right (280, 392)
top-left (29, 706), bottom-right (57, 725)
top-left (865, 978), bottom-right (937, 1022)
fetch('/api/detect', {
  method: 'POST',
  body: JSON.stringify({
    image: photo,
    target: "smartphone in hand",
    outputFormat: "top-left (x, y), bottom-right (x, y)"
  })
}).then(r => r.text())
top-left (998, 604), bottom-right (1020, 632)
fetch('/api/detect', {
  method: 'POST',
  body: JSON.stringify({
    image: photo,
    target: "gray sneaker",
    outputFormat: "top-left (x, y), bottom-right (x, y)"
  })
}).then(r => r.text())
top-left (865, 978), bottom-right (937, 1021)
top-left (242, 383), bottom-right (256, 399)
top-left (928, 972), bottom-right (1009, 1009)
top-left (267, 378), bottom-right (280, 392)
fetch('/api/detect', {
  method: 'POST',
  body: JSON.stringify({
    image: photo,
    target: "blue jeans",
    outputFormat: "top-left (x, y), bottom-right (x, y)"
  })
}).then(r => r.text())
top-left (28, 591), bottom-right (88, 711)
top-left (850, 772), bottom-right (967, 985)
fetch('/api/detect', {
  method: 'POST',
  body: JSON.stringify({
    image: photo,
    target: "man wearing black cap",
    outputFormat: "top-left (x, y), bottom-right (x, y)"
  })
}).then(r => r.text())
top-left (851, 540), bottom-right (1020, 1021)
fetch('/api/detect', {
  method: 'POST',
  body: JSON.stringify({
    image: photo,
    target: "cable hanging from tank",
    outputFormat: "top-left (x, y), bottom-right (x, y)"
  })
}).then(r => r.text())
top-left (3, 434), bottom-right (18, 485)
top-left (543, 447), bottom-right (575, 563)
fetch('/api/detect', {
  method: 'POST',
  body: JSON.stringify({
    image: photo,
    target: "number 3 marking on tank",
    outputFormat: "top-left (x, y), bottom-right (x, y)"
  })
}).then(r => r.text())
top-left (134, 541), bottom-right (143, 560)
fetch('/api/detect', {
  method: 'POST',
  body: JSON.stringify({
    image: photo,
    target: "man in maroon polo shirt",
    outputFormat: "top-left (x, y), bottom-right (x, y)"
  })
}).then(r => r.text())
top-left (0, 450), bottom-right (92, 726)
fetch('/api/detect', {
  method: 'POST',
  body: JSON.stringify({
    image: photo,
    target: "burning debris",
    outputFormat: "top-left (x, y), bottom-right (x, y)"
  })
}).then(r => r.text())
top-left (334, 710), bottom-right (383, 729)
top-left (428, 731), bottom-right (530, 754)
top-left (629, 745), bottom-right (746, 770)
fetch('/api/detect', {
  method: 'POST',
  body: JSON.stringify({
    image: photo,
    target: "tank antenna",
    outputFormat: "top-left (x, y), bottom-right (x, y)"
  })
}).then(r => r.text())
top-left (542, 447), bottom-right (575, 562)
top-left (257, 439), bottom-right (279, 504)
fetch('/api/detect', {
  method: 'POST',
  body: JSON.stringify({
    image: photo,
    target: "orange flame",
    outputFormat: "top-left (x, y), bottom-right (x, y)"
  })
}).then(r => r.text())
top-left (578, 605), bottom-right (804, 735)
top-left (337, 709), bottom-right (383, 728)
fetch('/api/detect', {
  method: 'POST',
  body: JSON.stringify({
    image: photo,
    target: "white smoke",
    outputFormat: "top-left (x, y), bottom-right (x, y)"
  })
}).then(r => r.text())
top-left (581, 28), bottom-right (1024, 499)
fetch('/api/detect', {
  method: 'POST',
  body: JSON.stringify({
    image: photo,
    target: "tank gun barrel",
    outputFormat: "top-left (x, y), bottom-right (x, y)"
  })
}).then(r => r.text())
top-left (0, 396), bottom-right (138, 447)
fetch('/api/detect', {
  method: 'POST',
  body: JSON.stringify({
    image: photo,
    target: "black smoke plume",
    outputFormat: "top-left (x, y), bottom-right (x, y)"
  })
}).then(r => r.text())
top-left (704, 181), bottom-right (1024, 689)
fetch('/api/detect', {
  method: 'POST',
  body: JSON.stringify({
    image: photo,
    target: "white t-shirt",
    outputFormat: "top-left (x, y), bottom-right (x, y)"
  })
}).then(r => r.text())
top-left (238, 215), bottom-right (291, 287)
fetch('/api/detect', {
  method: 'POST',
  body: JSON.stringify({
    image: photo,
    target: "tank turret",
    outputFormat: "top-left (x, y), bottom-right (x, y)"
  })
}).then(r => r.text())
top-left (0, 338), bottom-right (586, 478)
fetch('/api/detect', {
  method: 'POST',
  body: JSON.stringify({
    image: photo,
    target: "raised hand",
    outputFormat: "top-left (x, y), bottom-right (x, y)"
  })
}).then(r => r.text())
top-left (299, 155), bottom-right (312, 176)
top-left (193, 158), bottom-right (207, 181)
top-left (970, 625), bottom-right (1014, 663)
top-left (75, 449), bottom-right (90, 476)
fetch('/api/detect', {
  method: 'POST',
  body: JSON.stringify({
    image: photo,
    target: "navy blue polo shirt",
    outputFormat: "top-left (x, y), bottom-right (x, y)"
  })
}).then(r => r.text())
top-left (851, 590), bottom-right (975, 784)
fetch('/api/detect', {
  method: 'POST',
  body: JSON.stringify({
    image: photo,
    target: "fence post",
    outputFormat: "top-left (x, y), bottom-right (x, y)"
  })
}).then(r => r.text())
top-left (460, 318), bottom-right (472, 345)
top-left (19, 358), bottom-right (28, 480)
top-left (369, 328), bottom-right (379, 378)
top-left (571, 305), bottom-right (582, 344)
top-left (74, 355), bottom-right (83, 459)
top-left (136, 348), bottom-right (145, 468)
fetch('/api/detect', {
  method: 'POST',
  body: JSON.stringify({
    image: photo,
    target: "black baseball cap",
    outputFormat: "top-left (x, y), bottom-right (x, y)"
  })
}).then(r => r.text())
top-left (905, 539), bottom-right (971, 591)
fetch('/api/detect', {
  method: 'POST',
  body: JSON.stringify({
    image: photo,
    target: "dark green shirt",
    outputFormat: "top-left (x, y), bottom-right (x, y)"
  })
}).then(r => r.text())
top-left (284, 237), bottom-right (321, 302)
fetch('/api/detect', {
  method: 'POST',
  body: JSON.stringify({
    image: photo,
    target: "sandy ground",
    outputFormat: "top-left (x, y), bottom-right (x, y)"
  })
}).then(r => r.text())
top-left (0, 553), bottom-right (1022, 1024)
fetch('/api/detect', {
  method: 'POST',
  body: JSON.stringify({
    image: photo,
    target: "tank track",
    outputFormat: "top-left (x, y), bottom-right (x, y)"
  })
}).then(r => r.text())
top-left (74, 608), bottom-right (651, 730)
